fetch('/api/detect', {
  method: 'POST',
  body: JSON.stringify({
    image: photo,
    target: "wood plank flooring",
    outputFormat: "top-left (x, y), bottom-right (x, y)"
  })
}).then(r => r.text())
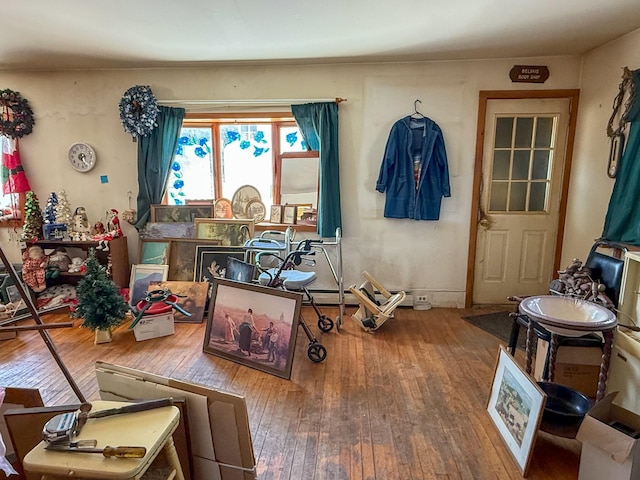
top-left (0, 306), bottom-right (581, 479)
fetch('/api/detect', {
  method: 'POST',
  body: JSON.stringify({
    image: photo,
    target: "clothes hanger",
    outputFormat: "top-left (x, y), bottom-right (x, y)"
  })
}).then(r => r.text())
top-left (411, 99), bottom-right (425, 119)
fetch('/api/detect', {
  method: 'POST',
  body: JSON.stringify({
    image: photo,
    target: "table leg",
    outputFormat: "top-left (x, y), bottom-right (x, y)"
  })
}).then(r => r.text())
top-left (163, 436), bottom-right (185, 480)
top-left (525, 319), bottom-right (535, 374)
top-left (596, 329), bottom-right (614, 402)
top-left (548, 333), bottom-right (558, 382)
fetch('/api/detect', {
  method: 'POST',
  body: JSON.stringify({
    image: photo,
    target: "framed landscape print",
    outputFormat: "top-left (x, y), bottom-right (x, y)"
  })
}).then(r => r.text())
top-left (282, 205), bottom-right (297, 225)
top-left (150, 204), bottom-right (214, 223)
top-left (139, 239), bottom-right (171, 265)
top-left (129, 264), bottom-right (169, 307)
top-left (487, 346), bottom-right (547, 476)
top-left (203, 278), bottom-right (303, 379)
top-left (149, 280), bottom-right (209, 323)
top-left (194, 246), bottom-right (245, 283)
top-left (194, 218), bottom-right (255, 246)
top-left (138, 222), bottom-right (196, 239)
top-left (166, 238), bottom-right (222, 282)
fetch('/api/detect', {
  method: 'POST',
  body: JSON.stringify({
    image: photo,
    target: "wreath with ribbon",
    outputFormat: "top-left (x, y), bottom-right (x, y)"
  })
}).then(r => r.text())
top-left (0, 89), bottom-right (35, 139)
top-left (118, 85), bottom-right (160, 139)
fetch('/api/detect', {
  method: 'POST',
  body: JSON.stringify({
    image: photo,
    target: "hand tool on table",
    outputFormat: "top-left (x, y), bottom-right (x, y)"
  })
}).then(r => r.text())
top-left (43, 397), bottom-right (174, 444)
top-left (45, 444), bottom-right (147, 458)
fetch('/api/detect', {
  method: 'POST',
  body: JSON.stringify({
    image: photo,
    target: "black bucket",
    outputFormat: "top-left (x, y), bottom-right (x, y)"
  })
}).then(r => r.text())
top-left (537, 381), bottom-right (593, 438)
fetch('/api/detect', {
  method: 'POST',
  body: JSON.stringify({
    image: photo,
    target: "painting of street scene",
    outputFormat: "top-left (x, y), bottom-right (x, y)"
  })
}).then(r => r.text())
top-left (203, 278), bottom-right (303, 379)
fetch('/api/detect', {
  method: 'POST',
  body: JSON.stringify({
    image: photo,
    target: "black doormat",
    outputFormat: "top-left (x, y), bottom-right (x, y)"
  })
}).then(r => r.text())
top-left (462, 310), bottom-right (531, 352)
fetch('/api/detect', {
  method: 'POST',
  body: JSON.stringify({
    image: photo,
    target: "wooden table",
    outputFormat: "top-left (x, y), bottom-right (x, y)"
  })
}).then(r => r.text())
top-left (23, 401), bottom-right (184, 480)
top-left (518, 295), bottom-right (618, 402)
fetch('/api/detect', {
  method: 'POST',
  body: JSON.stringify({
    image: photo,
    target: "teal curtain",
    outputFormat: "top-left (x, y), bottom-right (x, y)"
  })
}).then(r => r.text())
top-left (134, 106), bottom-right (186, 230)
top-left (602, 69), bottom-right (640, 244)
top-left (291, 102), bottom-right (342, 237)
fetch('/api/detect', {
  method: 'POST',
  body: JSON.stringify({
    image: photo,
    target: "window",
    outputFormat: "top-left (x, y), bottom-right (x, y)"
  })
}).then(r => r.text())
top-left (0, 192), bottom-right (24, 226)
top-left (164, 114), bottom-right (319, 218)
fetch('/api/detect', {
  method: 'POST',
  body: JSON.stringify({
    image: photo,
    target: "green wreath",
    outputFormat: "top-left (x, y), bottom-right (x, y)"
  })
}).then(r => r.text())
top-left (119, 85), bottom-right (159, 139)
top-left (0, 89), bottom-right (35, 139)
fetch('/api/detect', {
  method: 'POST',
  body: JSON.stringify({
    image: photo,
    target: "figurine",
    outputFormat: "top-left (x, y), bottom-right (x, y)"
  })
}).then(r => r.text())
top-left (67, 257), bottom-right (85, 273)
top-left (106, 209), bottom-right (123, 237)
top-left (22, 246), bottom-right (49, 293)
top-left (72, 207), bottom-right (91, 235)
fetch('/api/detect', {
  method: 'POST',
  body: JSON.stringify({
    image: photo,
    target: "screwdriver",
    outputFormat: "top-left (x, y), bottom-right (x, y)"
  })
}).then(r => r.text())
top-left (45, 445), bottom-right (147, 458)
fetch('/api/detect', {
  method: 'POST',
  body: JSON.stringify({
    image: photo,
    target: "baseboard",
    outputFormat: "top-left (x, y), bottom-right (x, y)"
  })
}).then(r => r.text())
top-left (309, 290), bottom-right (465, 308)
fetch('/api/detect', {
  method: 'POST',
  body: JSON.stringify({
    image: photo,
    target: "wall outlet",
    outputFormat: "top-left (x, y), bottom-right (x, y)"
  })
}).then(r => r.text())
top-left (413, 291), bottom-right (432, 310)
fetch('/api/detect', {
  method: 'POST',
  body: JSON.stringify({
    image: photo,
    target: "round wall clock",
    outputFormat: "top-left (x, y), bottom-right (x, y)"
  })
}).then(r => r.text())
top-left (68, 143), bottom-right (97, 172)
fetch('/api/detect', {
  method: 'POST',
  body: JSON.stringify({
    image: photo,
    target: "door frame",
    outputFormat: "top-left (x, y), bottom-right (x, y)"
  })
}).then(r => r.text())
top-left (465, 89), bottom-right (580, 308)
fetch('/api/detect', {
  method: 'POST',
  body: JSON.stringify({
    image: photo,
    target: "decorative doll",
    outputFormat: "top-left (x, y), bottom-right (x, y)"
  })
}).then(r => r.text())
top-left (21, 246), bottom-right (49, 293)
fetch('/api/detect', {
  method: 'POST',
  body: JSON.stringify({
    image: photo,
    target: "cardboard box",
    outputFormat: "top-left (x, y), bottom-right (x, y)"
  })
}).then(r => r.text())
top-left (576, 392), bottom-right (640, 480)
top-left (534, 338), bottom-right (602, 398)
top-left (133, 311), bottom-right (174, 341)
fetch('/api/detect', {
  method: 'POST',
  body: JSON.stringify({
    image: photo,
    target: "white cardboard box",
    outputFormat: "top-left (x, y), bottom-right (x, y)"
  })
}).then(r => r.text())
top-left (133, 311), bottom-right (175, 341)
top-left (576, 392), bottom-right (640, 480)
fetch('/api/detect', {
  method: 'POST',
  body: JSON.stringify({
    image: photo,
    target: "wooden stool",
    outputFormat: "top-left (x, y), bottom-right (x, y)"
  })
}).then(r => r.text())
top-left (23, 401), bottom-right (184, 480)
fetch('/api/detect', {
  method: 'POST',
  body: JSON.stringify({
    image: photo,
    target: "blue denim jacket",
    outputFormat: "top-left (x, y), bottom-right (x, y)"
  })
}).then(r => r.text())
top-left (376, 116), bottom-right (451, 220)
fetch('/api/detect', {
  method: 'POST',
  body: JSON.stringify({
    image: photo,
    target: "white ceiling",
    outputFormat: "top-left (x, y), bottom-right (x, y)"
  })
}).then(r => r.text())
top-left (2, 0), bottom-right (640, 70)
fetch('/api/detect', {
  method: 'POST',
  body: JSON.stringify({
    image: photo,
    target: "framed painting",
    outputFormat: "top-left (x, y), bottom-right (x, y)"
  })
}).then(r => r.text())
top-left (150, 204), bottom-right (214, 223)
top-left (166, 238), bottom-right (222, 282)
top-left (225, 257), bottom-right (257, 284)
top-left (194, 246), bottom-right (245, 283)
top-left (213, 198), bottom-right (234, 219)
top-left (138, 239), bottom-right (171, 265)
top-left (138, 222), bottom-right (196, 239)
top-left (269, 205), bottom-right (282, 224)
top-left (148, 280), bottom-right (209, 323)
top-left (194, 218), bottom-right (255, 246)
top-left (487, 346), bottom-right (547, 476)
top-left (128, 264), bottom-right (169, 307)
top-left (282, 205), bottom-right (297, 225)
top-left (203, 278), bottom-right (303, 380)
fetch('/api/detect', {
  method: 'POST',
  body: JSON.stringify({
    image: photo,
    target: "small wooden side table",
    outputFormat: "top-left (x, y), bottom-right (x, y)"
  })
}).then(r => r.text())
top-left (23, 401), bottom-right (184, 480)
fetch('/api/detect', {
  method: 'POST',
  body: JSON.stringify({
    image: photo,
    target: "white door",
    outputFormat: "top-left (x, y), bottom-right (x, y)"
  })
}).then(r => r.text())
top-left (473, 98), bottom-right (570, 305)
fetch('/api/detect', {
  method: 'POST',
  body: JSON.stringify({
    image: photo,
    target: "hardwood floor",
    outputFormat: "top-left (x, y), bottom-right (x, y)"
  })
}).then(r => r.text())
top-left (0, 306), bottom-right (581, 479)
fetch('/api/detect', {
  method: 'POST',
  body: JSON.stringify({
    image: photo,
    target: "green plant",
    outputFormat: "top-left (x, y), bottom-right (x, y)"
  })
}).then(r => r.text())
top-left (71, 248), bottom-right (128, 331)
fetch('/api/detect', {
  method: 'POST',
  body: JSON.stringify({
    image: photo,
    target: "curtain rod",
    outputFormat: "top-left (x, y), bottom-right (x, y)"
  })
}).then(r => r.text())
top-left (157, 97), bottom-right (347, 106)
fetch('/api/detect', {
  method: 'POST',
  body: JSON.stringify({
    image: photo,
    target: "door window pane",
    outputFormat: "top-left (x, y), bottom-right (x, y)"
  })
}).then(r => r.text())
top-left (512, 151), bottom-right (530, 180)
top-left (535, 117), bottom-right (554, 147)
top-left (532, 150), bottom-right (551, 180)
top-left (492, 150), bottom-right (510, 180)
top-left (529, 182), bottom-right (547, 211)
top-left (509, 182), bottom-right (527, 211)
top-left (489, 182), bottom-right (508, 211)
top-left (514, 117), bottom-right (534, 148)
top-left (494, 117), bottom-right (514, 148)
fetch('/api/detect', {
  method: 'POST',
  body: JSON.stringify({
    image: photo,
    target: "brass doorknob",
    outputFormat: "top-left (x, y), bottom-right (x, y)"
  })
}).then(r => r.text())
top-left (479, 218), bottom-right (491, 229)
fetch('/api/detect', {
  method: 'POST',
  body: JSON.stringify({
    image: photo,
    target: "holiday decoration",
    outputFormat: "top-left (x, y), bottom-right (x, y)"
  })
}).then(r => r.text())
top-left (71, 248), bottom-right (129, 334)
top-left (21, 191), bottom-right (43, 242)
top-left (54, 190), bottom-right (73, 226)
top-left (43, 192), bottom-right (58, 224)
top-left (21, 245), bottom-right (49, 293)
top-left (0, 89), bottom-right (35, 139)
top-left (1, 136), bottom-right (31, 194)
top-left (118, 85), bottom-right (159, 139)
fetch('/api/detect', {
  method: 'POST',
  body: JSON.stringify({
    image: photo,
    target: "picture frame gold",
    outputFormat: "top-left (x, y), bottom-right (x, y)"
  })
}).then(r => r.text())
top-left (150, 204), bottom-right (214, 223)
top-left (165, 238), bottom-right (223, 282)
top-left (194, 218), bottom-right (255, 246)
top-left (128, 264), bottom-right (169, 307)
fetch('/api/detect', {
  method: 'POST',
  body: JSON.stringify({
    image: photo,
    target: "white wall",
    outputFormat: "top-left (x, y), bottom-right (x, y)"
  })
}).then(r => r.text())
top-left (0, 55), bottom-right (587, 305)
top-left (562, 28), bottom-right (640, 266)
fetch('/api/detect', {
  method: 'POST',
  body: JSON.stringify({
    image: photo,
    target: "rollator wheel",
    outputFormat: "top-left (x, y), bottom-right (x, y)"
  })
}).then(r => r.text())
top-left (307, 343), bottom-right (327, 363)
top-left (317, 315), bottom-right (334, 333)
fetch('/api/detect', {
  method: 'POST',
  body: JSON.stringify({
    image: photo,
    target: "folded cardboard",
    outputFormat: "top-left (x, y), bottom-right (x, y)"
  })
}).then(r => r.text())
top-left (534, 338), bottom-right (602, 398)
top-left (133, 311), bottom-right (174, 341)
top-left (576, 392), bottom-right (640, 480)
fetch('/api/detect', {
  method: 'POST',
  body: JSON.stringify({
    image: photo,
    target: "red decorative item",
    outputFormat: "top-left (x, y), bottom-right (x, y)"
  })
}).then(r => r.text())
top-left (1, 136), bottom-right (31, 194)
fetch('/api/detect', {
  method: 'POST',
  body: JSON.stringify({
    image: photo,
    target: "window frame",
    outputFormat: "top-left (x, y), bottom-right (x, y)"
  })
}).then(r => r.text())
top-left (171, 112), bottom-right (319, 217)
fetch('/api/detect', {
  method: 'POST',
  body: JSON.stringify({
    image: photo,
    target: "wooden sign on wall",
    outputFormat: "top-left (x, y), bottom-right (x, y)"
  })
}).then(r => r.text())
top-left (509, 65), bottom-right (549, 83)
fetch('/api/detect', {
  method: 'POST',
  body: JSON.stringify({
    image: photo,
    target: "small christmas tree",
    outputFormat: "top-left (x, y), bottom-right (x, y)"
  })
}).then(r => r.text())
top-left (55, 190), bottom-right (73, 226)
top-left (71, 248), bottom-right (129, 331)
top-left (21, 191), bottom-right (43, 242)
top-left (43, 192), bottom-right (58, 224)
